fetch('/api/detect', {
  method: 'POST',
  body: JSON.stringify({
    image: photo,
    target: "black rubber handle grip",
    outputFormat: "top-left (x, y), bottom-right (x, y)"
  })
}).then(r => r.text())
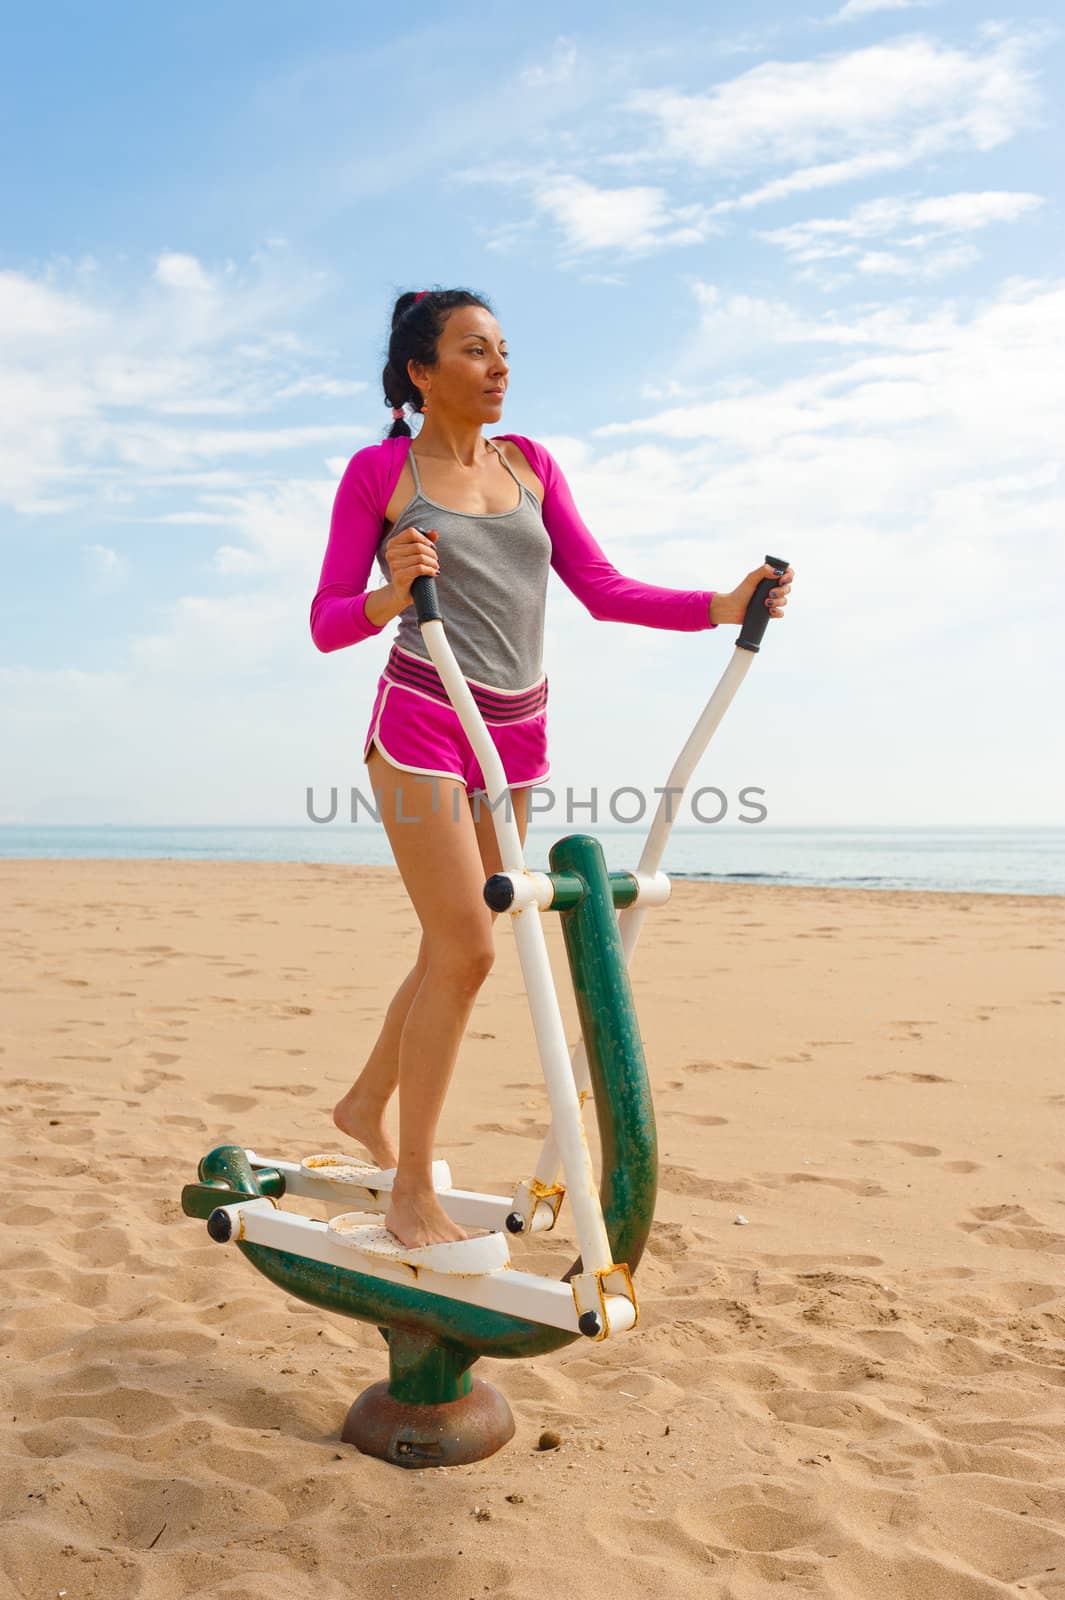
top-left (736, 554), bottom-right (789, 654)
top-left (407, 526), bottom-right (442, 624)
top-left (410, 574), bottom-right (441, 624)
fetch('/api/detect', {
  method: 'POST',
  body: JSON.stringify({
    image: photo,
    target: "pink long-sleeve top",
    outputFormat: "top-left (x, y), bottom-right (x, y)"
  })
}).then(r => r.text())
top-left (309, 434), bottom-right (717, 671)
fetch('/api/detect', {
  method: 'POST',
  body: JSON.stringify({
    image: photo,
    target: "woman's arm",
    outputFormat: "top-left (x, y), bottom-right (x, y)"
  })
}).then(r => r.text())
top-left (309, 447), bottom-right (398, 652)
top-left (508, 435), bottom-right (717, 631)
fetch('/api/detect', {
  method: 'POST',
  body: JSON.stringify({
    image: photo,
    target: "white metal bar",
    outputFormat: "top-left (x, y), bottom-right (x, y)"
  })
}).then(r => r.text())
top-left (417, 615), bottom-right (614, 1276)
top-left (212, 1199), bottom-right (636, 1337)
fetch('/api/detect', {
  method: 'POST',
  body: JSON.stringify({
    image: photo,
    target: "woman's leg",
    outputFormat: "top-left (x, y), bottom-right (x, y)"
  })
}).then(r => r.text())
top-left (356, 747), bottom-right (531, 1247)
top-left (332, 784), bottom-right (530, 1168)
top-left (332, 944), bottom-right (427, 1168)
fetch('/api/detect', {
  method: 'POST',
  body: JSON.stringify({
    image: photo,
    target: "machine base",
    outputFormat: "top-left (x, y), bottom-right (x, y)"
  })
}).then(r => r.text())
top-left (341, 1377), bottom-right (516, 1469)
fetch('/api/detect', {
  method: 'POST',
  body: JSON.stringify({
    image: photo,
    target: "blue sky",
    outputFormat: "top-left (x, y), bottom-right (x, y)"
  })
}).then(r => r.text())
top-left (2, 0), bottom-right (1062, 825)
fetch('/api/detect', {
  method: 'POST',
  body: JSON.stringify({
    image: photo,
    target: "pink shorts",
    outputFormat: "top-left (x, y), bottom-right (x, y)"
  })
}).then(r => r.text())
top-left (362, 653), bottom-right (551, 796)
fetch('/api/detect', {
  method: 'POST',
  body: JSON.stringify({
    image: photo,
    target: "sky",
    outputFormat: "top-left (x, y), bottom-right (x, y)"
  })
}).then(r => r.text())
top-left (1, 0), bottom-right (1062, 827)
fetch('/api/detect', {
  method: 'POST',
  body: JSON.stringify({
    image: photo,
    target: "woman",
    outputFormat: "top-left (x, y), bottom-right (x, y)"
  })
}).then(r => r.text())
top-left (310, 287), bottom-right (794, 1249)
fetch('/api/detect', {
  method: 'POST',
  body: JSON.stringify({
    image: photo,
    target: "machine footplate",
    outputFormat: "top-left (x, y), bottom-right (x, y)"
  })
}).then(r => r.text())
top-left (301, 1154), bottom-right (452, 1191)
top-left (326, 1217), bottom-right (511, 1276)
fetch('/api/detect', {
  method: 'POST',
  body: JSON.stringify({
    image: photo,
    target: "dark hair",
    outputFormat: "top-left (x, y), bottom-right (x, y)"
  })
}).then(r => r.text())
top-left (381, 287), bottom-right (494, 438)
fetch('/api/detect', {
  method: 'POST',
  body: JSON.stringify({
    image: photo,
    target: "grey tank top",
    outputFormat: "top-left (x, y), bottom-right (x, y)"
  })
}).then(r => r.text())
top-left (375, 438), bottom-right (553, 692)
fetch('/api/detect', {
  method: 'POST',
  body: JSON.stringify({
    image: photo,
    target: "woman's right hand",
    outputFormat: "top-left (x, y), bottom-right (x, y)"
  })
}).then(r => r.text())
top-left (384, 524), bottom-right (440, 608)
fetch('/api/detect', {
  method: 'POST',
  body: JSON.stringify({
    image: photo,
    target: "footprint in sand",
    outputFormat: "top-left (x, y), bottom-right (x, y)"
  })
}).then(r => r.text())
top-left (686, 1480), bottom-right (833, 1554)
top-left (941, 1159), bottom-right (981, 1173)
top-left (250, 1083), bottom-right (316, 1097)
top-left (958, 1202), bottom-right (1065, 1253)
top-left (996, 1279), bottom-right (1065, 1310)
top-left (44, 1124), bottom-right (95, 1146)
top-left (4, 1077), bottom-right (66, 1099)
top-left (865, 1071), bottom-right (952, 1084)
top-left (645, 1219), bottom-right (699, 1259)
top-left (886, 1018), bottom-right (937, 1041)
top-left (764, 1389), bottom-right (884, 1435)
top-left (207, 1093), bottom-right (258, 1114)
top-left (684, 1058), bottom-right (768, 1075)
top-left (775, 1172), bottom-right (890, 1197)
top-left (851, 1138), bottom-right (941, 1158)
top-left (474, 1117), bottom-right (550, 1139)
top-left (125, 1067), bottom-right (182, 1094)
top-left (658, 1163), bottom-right (756, 1201)
top-left (760, 1252), bottom-right (884, 1269)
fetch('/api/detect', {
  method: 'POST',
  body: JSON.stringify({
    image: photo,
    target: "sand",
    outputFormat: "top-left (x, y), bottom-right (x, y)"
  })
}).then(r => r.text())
top-left (1, 856), bottom-right (1063, 1599)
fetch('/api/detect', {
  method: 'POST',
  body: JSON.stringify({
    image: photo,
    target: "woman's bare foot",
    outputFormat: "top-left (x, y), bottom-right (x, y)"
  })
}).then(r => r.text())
top-left (332, 1088), bottom-right (399, 1170)
top-left (385, 1181), bottom-right (468, 1248)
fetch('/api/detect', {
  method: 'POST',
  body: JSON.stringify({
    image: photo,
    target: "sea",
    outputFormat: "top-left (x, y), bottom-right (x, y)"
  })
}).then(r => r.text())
top-left (0, 825), bottom-right (1062, 896)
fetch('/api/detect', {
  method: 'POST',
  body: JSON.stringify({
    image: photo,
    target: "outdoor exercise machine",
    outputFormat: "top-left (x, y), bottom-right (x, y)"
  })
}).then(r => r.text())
top-left (181, 553), bottom-right (788, 1468)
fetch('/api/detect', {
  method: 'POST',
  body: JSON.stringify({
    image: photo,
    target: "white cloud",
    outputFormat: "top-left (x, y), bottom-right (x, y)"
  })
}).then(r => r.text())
top-left (273, 376), bottom-right (367, 401)
top-left (760, 189), bottom-right (1043, 285)
top-left (532, 176), bottom-right (715, 258)
top-left (130, 590), bottom-right (298, 670)
top-left (0, 248), bottom-right (363, 515)
top-left (685, 282), bottom-right (965, 362)
top-left (520, 35), bottom-right (577, 88)
top-left (464, 167), bottom-right (719, 262)
top-left (560, 293), bottom-right (1065, 688)
top-left (596, 276), bottom-right (1065, 486)
top-left (482, 218), bottom-right (540, 257)
top-left (855, 242), bottom-right (982, 278)
top-left (624, 33), bottom-right (1039, 212)
top-left (200, 475), bottom-right (342, 579)
top-left (828, 0), bottom-right (934, 22)
top-left (507, 273), bottom-right (1064, 825)
top-left (0, 271), bottom-right (104, 342)
top-left (154, 252), bottom-right (215, 293)
top-left (81, 543), bottom-right (128, 588)
top-left (761, 190), bottom-right (1043, 254)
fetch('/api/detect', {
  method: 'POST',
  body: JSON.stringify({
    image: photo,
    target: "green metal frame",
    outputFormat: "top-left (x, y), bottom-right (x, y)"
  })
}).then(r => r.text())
top-left (181, 833), bottom-right (658, 1406)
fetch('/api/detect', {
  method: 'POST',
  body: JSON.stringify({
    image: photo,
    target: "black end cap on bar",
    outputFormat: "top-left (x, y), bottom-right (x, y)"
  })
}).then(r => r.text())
top-left (736, 553), bottom-right (789, 654)
top-left (207, 1207), bottom-right (234, 1243)
top-left (483, 873), bottom-right (515, 912)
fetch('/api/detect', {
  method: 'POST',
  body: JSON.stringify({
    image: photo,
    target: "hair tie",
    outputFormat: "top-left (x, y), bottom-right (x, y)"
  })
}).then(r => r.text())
top-left (414, 291), bottom-right (427, 303)
top-left (391, 406), bottom-right (405, 419)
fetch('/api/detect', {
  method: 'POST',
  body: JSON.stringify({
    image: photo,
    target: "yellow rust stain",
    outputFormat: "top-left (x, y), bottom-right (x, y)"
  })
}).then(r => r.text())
top-left (528, 1179), bottom-right (564, 1203)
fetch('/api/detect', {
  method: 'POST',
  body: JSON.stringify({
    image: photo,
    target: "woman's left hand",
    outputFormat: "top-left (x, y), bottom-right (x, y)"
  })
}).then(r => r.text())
top-left (709, 562), bottom-right (795, 626)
